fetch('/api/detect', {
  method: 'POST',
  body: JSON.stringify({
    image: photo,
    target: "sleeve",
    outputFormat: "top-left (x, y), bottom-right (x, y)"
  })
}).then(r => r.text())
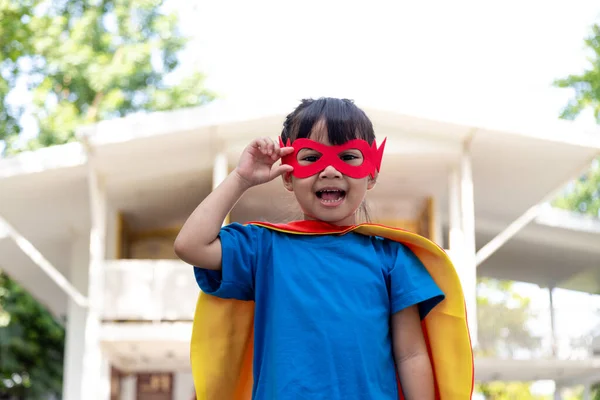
top-left (193, 223), bottom-right (260, 301)
top-left (388, 242), bottom-right (445, 319)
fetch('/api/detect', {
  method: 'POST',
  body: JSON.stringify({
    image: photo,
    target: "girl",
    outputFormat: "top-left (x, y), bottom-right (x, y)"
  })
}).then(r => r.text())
top-left (175, 98), bottom-right (472, 400)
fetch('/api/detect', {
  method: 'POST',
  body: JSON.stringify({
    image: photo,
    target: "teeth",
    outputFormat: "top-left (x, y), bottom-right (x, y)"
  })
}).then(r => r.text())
top-left (316, 189), bottom-right (346, 203)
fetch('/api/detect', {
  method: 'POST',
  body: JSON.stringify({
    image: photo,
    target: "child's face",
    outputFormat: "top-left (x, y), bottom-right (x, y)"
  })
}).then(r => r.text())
top-left (282, 120), bottom-right (376, 226)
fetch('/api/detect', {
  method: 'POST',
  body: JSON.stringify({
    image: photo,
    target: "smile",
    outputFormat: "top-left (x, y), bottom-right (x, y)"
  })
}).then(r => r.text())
top-left (315, 189), bottom-right (346, 206)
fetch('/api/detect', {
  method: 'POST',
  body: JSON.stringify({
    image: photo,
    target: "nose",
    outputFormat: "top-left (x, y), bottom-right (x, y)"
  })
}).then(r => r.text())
top-left (319, 165), bottom-right (342, 179)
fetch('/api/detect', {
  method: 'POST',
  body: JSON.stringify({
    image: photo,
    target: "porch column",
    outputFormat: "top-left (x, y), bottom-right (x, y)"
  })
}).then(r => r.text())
top-left (63, 222), bottom-right (110, 398)
top-left (63, 235), bottom-right (91, 400)
top-left (121, 375), bottom-right (136, 400)
top-left (448, 168), bottom-right (462, 251)
top-left (549, 288), bottom-right (564, 399)
top-left (549, 287), bottom-right (557, 356)
top-left (82, 160), bottom-right (110, 399)
top-left (448, 147), bottom-right (478, 347)
top-left (460, 145), bottom-right (478, 347)
top-left (213, 152), bottom-right (230, 225)
top-left (554, 386), bottom-right (562, 400)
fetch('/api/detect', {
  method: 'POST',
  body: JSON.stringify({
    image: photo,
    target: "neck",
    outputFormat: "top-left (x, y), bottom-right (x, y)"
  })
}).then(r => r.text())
top-left (302, 213), bottom-right (357, 227)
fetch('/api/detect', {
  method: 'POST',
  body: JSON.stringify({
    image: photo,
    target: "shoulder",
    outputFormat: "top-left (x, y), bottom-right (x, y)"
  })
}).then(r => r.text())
top-left (222, 222), bottom-right (271, 234)
top-left (219, 222), bottom-right (274, 244)
top-left (364, 235), bottom-right (422, 269)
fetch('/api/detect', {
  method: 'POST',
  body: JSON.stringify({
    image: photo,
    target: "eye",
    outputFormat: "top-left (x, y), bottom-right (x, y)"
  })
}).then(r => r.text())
top-left (339, 151), bottom-right (363, 165)
top-left (297, 150), bottom-right (321, 164)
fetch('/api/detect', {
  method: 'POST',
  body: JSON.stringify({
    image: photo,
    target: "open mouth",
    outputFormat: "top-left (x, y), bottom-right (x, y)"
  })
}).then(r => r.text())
top-left (315, 189), bottom-right (346, 205)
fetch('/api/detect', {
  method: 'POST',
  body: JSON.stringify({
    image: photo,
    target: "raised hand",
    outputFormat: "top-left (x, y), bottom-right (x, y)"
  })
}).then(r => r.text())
top-left (234, 137), bottom-right (294, 188)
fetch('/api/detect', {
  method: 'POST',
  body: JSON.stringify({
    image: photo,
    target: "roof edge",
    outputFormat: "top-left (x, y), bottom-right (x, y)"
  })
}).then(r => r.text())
top-left (0, 142), bottom-right (86, 179)
top-left (2, 99), bottom-right (600, 179)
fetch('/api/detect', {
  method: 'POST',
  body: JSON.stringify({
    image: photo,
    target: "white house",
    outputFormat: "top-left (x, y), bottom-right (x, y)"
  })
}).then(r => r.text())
top-left (1, 99), bottom-right (599, 399)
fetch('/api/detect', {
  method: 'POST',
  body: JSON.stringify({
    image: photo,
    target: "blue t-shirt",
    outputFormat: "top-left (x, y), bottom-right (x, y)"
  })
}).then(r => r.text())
top-left (194, 223), bottom-right (444, 400)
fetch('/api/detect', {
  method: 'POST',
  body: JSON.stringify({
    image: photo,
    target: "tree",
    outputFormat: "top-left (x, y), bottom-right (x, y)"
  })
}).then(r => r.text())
top-left (476, 278), bottom-right (541, 358)
top-left (0, 275), bottom-right (64, 400)
top-left (552, 159), bottom-right (600, 217)
top-left (475, 278), bottom-right (543, 399)
top-left (553, 22), bottom-right (600, 217)
top-left (0, 0), bottom-right (215, 396)
top-left (0, 0), bottom-right (215, 155)
top-left (554, 24), bottom-right (600, 123)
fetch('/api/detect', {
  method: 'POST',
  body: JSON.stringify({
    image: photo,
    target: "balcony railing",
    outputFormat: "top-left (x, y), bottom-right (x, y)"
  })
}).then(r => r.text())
top-left (476, 335), bottom-right (593, 360)
top-left (100, 259), bottom-right (599, 361)
top-left (102, 259), bottom-right (199, 321)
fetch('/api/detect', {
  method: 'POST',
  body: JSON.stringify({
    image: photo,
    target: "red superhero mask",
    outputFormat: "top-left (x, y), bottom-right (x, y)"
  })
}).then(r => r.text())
top-left (278, 137), bottom-right (386, 179)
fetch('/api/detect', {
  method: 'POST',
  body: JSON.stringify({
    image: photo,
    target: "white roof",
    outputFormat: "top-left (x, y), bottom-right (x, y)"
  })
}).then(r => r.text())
top-left (477, 208), bottom-right (600, 289)
top-left (0, 100), bottom-right (599, 315)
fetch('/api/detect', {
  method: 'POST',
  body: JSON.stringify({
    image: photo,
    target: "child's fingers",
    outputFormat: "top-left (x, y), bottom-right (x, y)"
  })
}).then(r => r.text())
top-left (279, 147), bottom-right (294, 156)
top-left (272, 137), bottom-right (281, 152)
top-left (270, 164), bottom-right (294, 179)
top-left (257, 137), bottom-right (276, 157)
top-left (270, 140), bottom-right (284, 160)
top-left (272, 147), bottom-right (294, 161)
top-left (251, 137), bottom-right (290, 161)
top-left (270, 139), bottom-right (292, 160)
top-left (251, 138), bottom-right (262, 152)
top-left (259, 138), bottom-right (270, 155)
top-left (267, 138), bottom-right (275, 155)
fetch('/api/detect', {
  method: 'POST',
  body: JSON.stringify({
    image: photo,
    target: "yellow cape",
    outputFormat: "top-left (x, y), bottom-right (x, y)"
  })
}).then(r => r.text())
top-left (190, 221), bottom-right (474, 399)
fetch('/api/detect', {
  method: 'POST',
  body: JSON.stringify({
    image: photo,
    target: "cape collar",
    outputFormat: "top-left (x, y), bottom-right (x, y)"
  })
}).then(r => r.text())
top-left (247, 219), bottom-right (408, 236)
top-left (249, 219), bottom-right (354, 233)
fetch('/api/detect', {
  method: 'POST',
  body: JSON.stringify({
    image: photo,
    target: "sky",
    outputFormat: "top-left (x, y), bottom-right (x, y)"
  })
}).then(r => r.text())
top-left (171, 0), bottom-right (600, 126)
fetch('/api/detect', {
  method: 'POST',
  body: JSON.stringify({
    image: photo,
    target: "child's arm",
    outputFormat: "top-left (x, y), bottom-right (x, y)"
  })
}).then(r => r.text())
top-left (174, 137), bottom-right (293, 270)
top-left (392, 305), bottom-right (435, 400)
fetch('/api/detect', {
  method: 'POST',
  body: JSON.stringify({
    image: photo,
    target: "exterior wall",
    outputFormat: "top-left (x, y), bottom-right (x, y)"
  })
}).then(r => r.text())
top-left (106, 206), bottom-right (121, 260)
top-left (128, 229), bottom-right (179, 260)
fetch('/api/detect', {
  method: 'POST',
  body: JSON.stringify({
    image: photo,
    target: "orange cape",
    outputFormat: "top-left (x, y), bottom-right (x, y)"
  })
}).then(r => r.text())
top-left (190, 221), bottom-right (474, 399)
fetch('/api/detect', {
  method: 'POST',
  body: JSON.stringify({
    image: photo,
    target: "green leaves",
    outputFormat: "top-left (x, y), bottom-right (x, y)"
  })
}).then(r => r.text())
top-left (0, 273), bottom-right (65, 399)
top-left (476, 278), bottom-right (540, 359)
top-left (554, 24), bottom-right (600, 122)
top-left (553, 160), bottom-right (600, 216)
top-left (0, 0), bottom-right (216, 155)
top-left (553, 22), bottom-right (600, 217)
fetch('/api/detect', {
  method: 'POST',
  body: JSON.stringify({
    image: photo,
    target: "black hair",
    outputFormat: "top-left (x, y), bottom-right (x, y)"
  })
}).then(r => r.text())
top-left (281, 97), bottom-right (376, 223)
top-left (281, 97), bottom-right (376, 145)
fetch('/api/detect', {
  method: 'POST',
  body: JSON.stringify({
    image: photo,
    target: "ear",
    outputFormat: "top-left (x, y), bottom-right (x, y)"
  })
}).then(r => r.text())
top-left (367, 173), bottom-right (377, 191)
top-left (281, 171), bottom-right (294, 192)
